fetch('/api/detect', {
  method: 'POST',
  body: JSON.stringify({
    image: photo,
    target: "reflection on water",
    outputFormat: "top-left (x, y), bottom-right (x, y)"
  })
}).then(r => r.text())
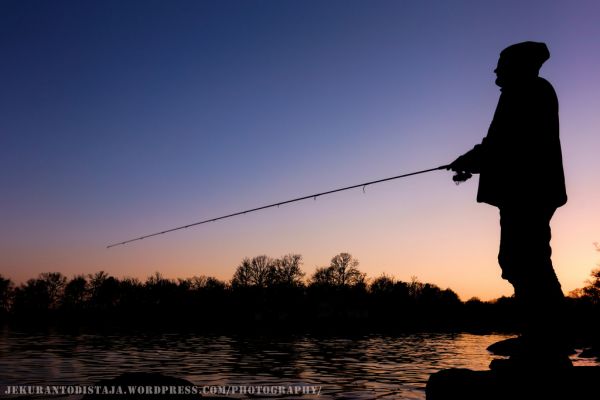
top-left (0, 329), bottom-right (596, 399)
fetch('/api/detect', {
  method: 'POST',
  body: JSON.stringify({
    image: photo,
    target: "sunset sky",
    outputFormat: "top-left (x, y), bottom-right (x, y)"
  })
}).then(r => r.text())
top-left (1, 0), bottom-right (599, 300)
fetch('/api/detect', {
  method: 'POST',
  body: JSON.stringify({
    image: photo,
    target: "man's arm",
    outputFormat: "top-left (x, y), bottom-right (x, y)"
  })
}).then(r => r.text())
top-left (448, 139), bottom-right (487, 173)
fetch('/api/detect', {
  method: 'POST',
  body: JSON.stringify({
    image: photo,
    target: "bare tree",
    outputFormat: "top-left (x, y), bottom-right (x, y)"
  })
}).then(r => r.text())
top-left (328, 253), bottom-right (365, 286)
top-left (231, 255), bottom-right (276, 288)
top-left (273, 254), bottom-right (305, 287)
top-left (580, 243), bottom-right (600, 302)
top-left (181, 275), bottom-right (226, 291)
top-left (63, 275), bottom-right (89, 308)
top-left (370, 274), bottom-right (395, 294)
top-left (408, 276), bottom-right (424, 298)
top-left (310, 253), bottom-right (365, 287)
top-left (311, 266), bottom-right (333, 286)
top-left (39, 272), bottom-right (67, 309)
top-left (88, 271), bottom-right (109, 299)
top-left (0, 275), bottom-right (14, 313)
top-left (88, 271), bottom-right (120, 309)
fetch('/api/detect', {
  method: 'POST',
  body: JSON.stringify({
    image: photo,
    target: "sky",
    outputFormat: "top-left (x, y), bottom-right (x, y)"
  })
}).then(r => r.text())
top-left (1, 0), bottom-right (599, 300)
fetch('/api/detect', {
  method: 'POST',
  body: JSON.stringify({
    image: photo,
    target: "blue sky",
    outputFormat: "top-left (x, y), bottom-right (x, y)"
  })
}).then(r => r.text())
top-left (1, 0), bottom-right (599, 299)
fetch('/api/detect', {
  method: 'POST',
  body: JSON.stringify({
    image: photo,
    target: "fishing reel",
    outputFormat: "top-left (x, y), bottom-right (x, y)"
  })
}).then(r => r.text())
top-left (452, 170), bottom-right (472, 185)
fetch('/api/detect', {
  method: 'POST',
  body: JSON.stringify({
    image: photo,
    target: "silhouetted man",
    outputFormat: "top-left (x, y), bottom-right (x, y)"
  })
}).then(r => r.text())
top-left (449, 41), bottom-right (569, 368)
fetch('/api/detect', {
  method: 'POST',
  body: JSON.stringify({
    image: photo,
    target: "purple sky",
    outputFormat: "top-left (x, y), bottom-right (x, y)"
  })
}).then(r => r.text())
top-left (1, 0), bottom-right (599, 299)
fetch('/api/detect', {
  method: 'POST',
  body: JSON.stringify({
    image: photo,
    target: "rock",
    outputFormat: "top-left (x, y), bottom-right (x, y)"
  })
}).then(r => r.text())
top-left (579, 345), bottom-right (600, 359)
top-left (487, 336), bottom-right (522, 356)
top-left (426, 366), bottom-right (600, 400)
top-left (487, 336), bottom-right (576, 356)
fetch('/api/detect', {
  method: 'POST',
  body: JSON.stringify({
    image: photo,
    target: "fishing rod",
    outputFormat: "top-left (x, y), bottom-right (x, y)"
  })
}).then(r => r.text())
top-left (107, 164), bottom-right (467, 249)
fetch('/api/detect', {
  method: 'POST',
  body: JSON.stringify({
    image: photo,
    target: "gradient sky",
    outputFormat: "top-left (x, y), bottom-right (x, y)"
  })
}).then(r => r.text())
top-left (1, 0), bottom-right (599, 300)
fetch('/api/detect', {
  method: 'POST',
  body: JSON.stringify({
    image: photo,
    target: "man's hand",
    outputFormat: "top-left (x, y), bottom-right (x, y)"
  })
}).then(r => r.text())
top-left (447, 145), bottom-right (482, 173)
top-left (447, 155), bottom-right (473, 184)
top-left (447, 145), bottom-right (482, 184)
top-left (452, 170), bottom-right (473, 184)
top-left (448, 154), bottom-right (470, 172)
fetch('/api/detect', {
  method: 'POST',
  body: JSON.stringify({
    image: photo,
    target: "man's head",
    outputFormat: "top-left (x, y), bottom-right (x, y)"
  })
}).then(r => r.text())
top-left (494, 41), bottom-right (550, 87)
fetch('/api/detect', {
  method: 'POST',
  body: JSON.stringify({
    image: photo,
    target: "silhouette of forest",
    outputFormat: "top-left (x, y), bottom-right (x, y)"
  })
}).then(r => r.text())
top-left (1, 252), bottom-right (599, 341)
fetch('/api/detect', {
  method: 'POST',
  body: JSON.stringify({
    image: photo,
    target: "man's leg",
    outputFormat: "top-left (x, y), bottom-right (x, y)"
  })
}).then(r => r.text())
top-left (496, 206), bottom-right (569, 365)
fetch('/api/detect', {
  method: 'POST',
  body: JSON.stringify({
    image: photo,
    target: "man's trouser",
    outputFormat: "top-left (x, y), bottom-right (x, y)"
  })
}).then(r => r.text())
top-left (498, 205), bottom-right (567, 352)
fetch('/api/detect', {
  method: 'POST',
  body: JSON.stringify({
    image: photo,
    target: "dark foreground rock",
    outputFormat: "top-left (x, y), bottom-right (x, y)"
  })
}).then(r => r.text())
top-left (486, 337), bottom-right (522, 356)
top-left (426, 366), bottom-right (600, 400)
top-left (579, 345), bottom-right (600, 359)
top-left (487, 337), bottom-right (576, 356)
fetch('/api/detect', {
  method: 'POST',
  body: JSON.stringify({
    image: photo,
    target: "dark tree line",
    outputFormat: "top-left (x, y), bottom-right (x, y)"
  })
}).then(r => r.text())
top-left (1, 251), bottom-right (599, 334)
top-left (569, 243), bottom-right (600, 303)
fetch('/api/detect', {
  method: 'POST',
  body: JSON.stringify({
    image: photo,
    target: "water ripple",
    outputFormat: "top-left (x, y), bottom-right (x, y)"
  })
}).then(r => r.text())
top-left (0, 330), bottom-right (596, 399)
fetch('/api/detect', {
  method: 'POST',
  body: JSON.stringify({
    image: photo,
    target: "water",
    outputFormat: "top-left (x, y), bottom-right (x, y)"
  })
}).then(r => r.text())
top-left (0, 330), bottom-right (596, 399)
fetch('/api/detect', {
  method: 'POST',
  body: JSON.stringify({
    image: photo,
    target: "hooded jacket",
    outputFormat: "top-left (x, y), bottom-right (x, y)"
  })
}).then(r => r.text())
top-left (460, 76), bottom-right (567, 208)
